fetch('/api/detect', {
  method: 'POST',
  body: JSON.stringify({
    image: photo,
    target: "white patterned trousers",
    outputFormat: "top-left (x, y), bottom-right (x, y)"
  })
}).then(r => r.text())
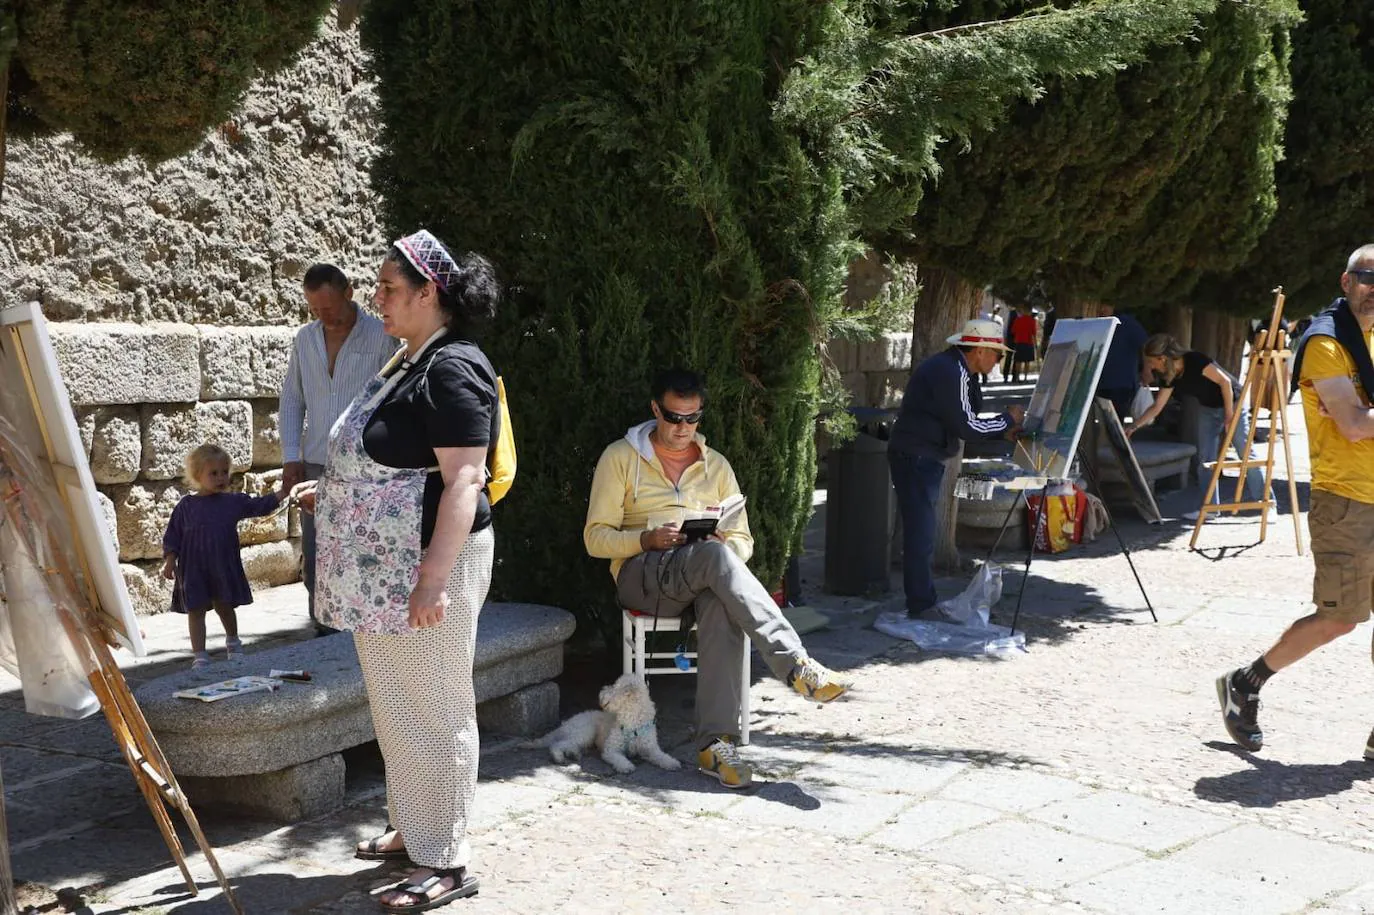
top-left (354, 525), bottom-right (494, 869)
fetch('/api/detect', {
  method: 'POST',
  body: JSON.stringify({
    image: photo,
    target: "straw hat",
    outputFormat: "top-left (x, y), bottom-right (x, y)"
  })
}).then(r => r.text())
top-left (946, 318), bottom-right (1012, 353)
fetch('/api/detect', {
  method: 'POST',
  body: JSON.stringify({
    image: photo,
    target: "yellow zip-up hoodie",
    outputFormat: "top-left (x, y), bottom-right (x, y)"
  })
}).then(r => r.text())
top-left (584, 420), bottom-right (754, 581)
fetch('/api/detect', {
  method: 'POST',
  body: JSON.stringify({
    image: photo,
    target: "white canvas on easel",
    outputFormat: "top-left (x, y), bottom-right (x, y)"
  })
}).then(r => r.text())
top-left (0, 302), bottom-right (144, 656)
top-left (0, 303), bottom-right (242, 913)
top-left (1015, 318), bottom-right (1118, 480)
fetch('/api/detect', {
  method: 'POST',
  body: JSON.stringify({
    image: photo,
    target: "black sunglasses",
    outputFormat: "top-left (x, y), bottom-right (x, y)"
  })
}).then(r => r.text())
top-left (1348, 269), bottom-right (1374, 286)
top-left (657, 402), bottom-right (704, 425)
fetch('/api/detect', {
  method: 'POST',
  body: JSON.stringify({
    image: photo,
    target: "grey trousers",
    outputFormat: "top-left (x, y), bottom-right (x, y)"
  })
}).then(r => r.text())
top-left (300, 462), bottom-right (334, 630)
top-left (616, 539), bottom-right (805, 746)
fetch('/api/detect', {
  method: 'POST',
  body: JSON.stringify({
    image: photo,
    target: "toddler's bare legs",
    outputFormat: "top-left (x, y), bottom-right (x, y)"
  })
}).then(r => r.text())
top-left (187, 608), bottom-right (212, 669)
top-left (216, 602), bottom-right (243, 658)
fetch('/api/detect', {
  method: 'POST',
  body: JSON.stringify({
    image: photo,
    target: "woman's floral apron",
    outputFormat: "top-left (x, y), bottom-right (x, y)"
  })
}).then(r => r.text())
top-left (314, 350), bottom-right (430, 635)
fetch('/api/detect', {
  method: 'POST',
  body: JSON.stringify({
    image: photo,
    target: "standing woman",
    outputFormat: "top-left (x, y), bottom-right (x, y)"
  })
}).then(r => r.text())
top-left (307, 230), bottom-right (501, 912)
top-left (1129, 333), bottom-right (1270, 520)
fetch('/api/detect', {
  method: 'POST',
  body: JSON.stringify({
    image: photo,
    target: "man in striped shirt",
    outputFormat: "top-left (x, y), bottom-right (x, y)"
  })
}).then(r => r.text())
top-left (281, 264), bottom-right (395, 634)
top-left (887, 319), bottom-right (1025, 618)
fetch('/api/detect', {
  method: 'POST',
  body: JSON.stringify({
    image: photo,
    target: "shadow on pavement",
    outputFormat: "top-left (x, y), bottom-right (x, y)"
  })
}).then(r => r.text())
top-left (1193, 741), bottom-right (1374, 807)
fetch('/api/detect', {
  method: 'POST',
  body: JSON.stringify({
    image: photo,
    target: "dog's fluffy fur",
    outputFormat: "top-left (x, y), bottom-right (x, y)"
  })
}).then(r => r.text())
top-left (529, 673), bottom-right (680, 774)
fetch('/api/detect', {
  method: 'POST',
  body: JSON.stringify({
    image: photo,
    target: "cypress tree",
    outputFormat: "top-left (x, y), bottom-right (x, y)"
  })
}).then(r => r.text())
top-left (890, 0), bottom-right (1298, 320)
top-left (0, 0), bottom-right (329, 192)
top-left (1193, 0), bottom-right (1374, 318)
top-left (364, 0), bottom-right (1221, 633)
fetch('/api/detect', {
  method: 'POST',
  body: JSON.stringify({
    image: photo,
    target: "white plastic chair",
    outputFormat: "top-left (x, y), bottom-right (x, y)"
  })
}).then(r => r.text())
top-left (621, 608), bottom-right (751, 745)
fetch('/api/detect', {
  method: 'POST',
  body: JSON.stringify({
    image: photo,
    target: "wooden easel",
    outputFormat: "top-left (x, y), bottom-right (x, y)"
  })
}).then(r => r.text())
top-left (1188, 288), bottom-right (1304, 554)
top-left (1, 323), bottom-right (243, 913)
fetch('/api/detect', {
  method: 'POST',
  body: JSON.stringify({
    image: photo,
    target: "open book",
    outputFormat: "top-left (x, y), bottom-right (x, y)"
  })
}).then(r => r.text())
top-left (174, 676), bottom-right (281, 703)
top-left (679, 494), bottom-right (747, 542)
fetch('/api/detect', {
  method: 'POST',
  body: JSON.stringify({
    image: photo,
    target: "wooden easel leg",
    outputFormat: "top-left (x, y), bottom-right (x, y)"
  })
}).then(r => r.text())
top-left (1273, 359), bottom-right (1305, 555)
top-left (1, 759), bottom-right (16, 915)
top-left (87, 637), bottom-right (245, 915)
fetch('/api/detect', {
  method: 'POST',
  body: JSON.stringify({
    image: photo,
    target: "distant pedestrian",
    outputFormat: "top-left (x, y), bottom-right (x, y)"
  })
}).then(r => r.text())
top-left (1216, 244), bottom-right (1374, 759)
top-left (161, 444), bottom-right (284, 670)
top-left (280, 263), bottom-right (394, 635)
top-left (1008, 305), bottom-right (1038, 382)
top-left (1041, 305), bottom-right (1058, 357)
top-left (1095, 304), bottom-right (1149, 421)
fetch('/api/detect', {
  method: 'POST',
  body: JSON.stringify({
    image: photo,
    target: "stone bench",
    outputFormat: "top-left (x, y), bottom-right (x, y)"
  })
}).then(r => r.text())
top-left (134, 601), bottom-right (575, 821)
top-left (1095, 439), bottom-right (1196, 497)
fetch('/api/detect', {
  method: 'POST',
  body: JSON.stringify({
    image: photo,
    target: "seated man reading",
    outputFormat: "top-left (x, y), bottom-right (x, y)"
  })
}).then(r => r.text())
top-left (584, 368), bottom-right (852, 789)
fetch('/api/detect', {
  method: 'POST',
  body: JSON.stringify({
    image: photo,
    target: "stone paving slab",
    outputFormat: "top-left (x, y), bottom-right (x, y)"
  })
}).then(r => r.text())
top-left (1327, 881), bottom-right (1374, 913)
top-left (1166, 823), bottom-right (1374, 900)
top-left (869, 798), bottom-right (1003, 850)
top-left (1064, 858), bottom-right (1309, 915)
top-left (936, 766), bottom-right (1091, 812)
top-left (1027, 789), bottom-right (1234, 852)
top-left (923, 820), bottom-right (1144, 890)
top-left (724, 778), bottom-right (912, 838)
top-left (795, 743), bottom-right (969, 795)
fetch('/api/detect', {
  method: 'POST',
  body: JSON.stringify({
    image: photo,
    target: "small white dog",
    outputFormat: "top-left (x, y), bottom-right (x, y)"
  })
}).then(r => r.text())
top-left (530, 673), bottom-right (681, 774)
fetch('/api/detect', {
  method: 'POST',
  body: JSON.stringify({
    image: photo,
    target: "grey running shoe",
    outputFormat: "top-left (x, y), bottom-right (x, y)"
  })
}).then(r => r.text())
top-left (1216, 671), bottom-right (1263, 752)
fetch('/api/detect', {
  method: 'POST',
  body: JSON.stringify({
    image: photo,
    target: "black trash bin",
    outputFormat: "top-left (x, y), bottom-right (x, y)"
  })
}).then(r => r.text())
top-left (824, 410), bottom-right (895, 596)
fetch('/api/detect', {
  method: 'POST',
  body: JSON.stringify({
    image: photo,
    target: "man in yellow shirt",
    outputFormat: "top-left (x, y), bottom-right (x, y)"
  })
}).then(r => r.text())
top-left (1217, 244), bottom-right (1374, 759)
top-left (585, 368), bottom-right (851, 789)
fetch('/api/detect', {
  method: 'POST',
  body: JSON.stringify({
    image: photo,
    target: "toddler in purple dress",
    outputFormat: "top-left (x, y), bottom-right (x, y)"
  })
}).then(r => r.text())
top-left (161, 444), bottom-right (284, 670)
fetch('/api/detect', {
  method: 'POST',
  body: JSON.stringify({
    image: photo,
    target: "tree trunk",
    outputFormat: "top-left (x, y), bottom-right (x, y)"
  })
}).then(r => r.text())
top-left (1190, 308), bottom-right (1219, 361)
top-left (1058, 298), bottom-right (1097, 318)
top-left (1165, 303), bottom-right (1193, 348)
top-left (911, 265), bottom-right (982, 572)
top-left (910, 265), bottom-right (982, 362)
top-left (1213, 314), bottom-right (1246, 378)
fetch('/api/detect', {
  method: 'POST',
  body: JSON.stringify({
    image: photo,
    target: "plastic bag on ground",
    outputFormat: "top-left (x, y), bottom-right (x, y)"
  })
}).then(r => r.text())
top-left (874, 563), bottom-right (1026, 658)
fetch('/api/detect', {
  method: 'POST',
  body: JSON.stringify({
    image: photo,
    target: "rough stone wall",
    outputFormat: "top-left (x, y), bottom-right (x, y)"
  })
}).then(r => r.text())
top-left (1, 24), bottom-right (385, 324)
top-left (1, 23), bottom-right (386, 615)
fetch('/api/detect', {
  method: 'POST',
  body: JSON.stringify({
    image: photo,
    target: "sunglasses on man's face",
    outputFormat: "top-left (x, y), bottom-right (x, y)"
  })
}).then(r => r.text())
top-left (1347, 269), bottom-right (1374, 286)
top-left (657, 402), bottom-right (704, 425)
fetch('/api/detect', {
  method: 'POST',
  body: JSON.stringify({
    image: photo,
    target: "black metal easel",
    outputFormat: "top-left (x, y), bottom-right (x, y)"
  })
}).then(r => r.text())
top-left (983, 440), bottom-right (1156, 638)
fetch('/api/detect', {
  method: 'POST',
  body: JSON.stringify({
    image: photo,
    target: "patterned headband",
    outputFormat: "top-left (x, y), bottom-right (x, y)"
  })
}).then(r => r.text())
top-left (394, 229), bottom-right (460, 293)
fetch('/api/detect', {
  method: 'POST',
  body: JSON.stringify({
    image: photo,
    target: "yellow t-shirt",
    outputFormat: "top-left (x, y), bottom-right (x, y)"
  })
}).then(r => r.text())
top-left (1299, 333), bottom-right (1374, 504)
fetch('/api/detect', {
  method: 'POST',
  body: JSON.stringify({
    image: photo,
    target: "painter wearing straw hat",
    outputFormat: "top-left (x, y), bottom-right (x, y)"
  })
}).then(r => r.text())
top-left (887, 319), bottom-right (1026, 618)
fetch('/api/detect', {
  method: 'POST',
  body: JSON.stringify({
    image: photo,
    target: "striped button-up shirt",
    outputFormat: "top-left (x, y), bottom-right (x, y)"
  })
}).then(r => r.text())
top-left (280, 307), bottom-right (396, 465)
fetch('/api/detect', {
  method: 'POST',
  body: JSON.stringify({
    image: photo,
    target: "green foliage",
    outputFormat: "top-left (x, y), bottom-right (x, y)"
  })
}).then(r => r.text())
top-left (1194, 0), bottom-right (1374, 317)
top-left (893, 0), bottom-right (1298, 316)
top-left (363, 0), bottom-right (1222, 633)
top-left (5, 0), bottom-right (329, 161)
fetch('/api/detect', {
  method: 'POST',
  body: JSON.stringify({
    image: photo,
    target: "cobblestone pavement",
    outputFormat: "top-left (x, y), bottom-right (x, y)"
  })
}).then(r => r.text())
top-left (4, 405), bottom-right (1373, 913)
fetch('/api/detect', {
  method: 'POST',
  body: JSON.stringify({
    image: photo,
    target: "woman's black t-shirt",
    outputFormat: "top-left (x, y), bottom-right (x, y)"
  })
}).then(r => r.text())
top-left (363, 333), bottom-right (497, 546)
top-left (1163, 350), bottom-right (1233, 409)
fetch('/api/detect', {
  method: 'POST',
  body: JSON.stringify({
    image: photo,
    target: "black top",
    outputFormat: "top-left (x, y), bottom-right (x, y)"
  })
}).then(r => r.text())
top-left (1163, 351), bottom-right (1232, 409)
top-left (363, 333), bottom-right (498, 545)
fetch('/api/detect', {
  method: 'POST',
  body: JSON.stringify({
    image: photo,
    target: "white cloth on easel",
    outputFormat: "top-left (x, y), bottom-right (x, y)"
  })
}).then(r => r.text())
top-left (0, 518), bottom-right (99, 719)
